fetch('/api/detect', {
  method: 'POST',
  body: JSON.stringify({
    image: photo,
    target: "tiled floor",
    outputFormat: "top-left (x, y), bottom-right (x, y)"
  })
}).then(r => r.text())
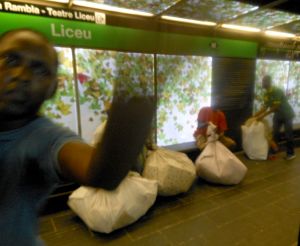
top-left (40, 149), bottom-right (300, 246)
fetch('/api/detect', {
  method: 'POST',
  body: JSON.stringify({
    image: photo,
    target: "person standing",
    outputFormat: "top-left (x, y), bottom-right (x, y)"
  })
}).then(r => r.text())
top-left (254, 75), bottom-right (295, 160)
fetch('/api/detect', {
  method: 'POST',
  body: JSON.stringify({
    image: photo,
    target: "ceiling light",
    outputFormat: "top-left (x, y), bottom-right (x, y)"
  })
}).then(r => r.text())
top-left (73, 1), bottom-right (154, 17)
top-left (161, 15), bottom-right (216, 26)
top-left (44, 0), bottom-right (69, 3)
top-left (248, 6), bottom-right (259, 12)
top-left (240, 6), bottom-right (259, 15)
top-left (265, 30), bottom-right (295, 38)
top-left (221, 24), bottom-right (260, 33)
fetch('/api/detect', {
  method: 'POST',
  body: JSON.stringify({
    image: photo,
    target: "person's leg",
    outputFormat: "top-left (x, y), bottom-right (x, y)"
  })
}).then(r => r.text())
top-left (219, 135), bottom-right (236, 150)
top-left (284, 118), bottom-right (295, 157)
top-left (269, 140), bottom-right (279, 152)
top-left (272, 117), bottom-right (282, 153)
top-left (298, 226), bottom-right (300, 246)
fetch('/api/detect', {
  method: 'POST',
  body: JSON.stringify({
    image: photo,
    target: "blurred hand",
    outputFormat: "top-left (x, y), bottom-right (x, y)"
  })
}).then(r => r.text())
top-left (88, 95), bottom-right (155, 189)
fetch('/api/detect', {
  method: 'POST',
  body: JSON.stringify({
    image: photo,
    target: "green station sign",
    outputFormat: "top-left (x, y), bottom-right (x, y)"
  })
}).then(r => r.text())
top-left (0, 1), bottom-right (258, 58)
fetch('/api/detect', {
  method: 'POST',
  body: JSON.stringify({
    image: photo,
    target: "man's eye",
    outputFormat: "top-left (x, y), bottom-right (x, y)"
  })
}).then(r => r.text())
top-left (31, 61), bottom-right (51, 76)
top-left (1, 53), bottom-right (21, 67)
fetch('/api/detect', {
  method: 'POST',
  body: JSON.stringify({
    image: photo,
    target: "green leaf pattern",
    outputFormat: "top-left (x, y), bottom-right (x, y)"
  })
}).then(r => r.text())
top-left (166, 0), bottom-right (257, 22)
top-left (75, 49), bottom-right (154, 142)
top-left (89, 0), bottom-right (180, 14)
top-left (286, 61), bottom-right (300, 125)
top-left (231, 9), bottom-right (300, 29)
top-left (156, 55), bottom-right (212, 145)
top-left (40, 47), bottom-right (78, 133)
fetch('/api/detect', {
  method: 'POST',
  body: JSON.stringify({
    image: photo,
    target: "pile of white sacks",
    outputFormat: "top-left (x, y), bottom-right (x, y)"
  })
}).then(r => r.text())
top-left (68, 121), bottom-right (248, 234)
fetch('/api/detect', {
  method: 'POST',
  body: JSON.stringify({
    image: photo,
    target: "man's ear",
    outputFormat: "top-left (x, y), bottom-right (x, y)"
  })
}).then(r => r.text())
top-left (46, 80), bottom-right (58, 99)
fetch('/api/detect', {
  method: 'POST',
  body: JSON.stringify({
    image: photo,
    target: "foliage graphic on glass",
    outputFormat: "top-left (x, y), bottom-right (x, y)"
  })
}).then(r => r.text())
top-left (166, 0), bottom-right (257, 22)
top-left (75, 48), bottom-right (154, 143)
top-left (86, 0), bottom-right (180, 14)
top-left (255, 59), bottom-right (300, 127)
top-left (231, 9), bottom-right (300, 29)
top-left (157, 55), bottom-right (212, 146)
top-left (286, 61), bottom-right (300, 125)
top-left (40, 47), bottom-right (78, 133)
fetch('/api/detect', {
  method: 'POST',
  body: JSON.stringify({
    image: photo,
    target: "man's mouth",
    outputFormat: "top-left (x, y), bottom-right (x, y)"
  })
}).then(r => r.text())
top-left (2, 88), bottom-right (27, 103)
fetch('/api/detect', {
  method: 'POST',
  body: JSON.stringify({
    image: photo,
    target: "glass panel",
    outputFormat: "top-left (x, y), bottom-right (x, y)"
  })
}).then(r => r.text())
top-left (273, 20), bottom-right (300, 35)
top-left (230, 9), bottom-right (300, 29)
top-left (40, 47), bottom-right (78, 133)
top-left (157, 55), bottom-right (212, 146)
top-left (287, 61), bottom-right (300, 126)
top-left (76, 0), bottom-right (180, 14)
top-left (165, 0), bottom-right (257, 22)
top-left (75, 48), bottom-right (154, 143)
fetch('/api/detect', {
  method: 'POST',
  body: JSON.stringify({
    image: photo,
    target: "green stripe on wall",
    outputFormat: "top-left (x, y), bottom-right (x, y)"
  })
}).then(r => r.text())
top-left (0, 12), bottom-right (257, 58)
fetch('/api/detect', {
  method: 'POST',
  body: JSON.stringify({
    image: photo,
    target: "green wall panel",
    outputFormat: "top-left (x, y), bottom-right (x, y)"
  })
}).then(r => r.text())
top-left (0, 12), bottom-right (257, 58)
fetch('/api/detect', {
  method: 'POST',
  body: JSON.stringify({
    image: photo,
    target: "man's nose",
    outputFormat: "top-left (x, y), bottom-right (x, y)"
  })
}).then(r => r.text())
top-left (10, 65), bottom-right (32, 84)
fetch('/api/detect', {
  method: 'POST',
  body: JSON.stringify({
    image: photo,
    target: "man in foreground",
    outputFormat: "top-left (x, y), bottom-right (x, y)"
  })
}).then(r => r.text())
top-left (0, 28), bottom-right (154, 245)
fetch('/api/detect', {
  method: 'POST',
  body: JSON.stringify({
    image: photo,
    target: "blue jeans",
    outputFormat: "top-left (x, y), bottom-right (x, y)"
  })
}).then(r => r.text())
top-left (273, 116), bottom-right (294, 155)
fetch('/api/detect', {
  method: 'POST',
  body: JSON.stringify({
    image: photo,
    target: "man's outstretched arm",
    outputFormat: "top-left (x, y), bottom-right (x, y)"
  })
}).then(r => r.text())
top-left (58, 96), bottom-right (155, 190)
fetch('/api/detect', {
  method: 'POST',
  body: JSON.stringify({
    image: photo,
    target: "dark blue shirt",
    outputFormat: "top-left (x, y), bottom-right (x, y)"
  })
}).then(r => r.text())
top-left (0, 117), bottom-right (82, 246)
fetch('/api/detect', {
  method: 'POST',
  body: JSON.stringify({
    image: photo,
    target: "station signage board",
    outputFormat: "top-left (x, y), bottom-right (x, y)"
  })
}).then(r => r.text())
top-left (0, 1), bottom-right (257, 58)
top-left (0, 0), bottom-right (106, 24)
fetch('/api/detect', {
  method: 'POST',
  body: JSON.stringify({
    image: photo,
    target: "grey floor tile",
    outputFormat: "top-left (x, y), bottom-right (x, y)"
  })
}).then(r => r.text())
top-left (266, 180), bottom-right (300, 198)
top-left (129, 232), bottom-right (173, 246)
top-left (208, 187), bottom-right (250, 205)
top-left (274, 193), bottom-right (300, 213)
top-left (171, 197), bottom-right (218, 220)
top-left (41, 227), bottom-right (94, 246)
top-left (179, 235), bottom-right (208, 246)
top-left (203, 220), bottom-right (257, 246)
top-left (206, 201), bottom-right (252, 226)
top-left (237, 221), bottom-right (299, 246)
top-left (51, 211), bottom-right (86, 232)
top-left (238, 178), bottom-right (276, 194)
top-left (238, 189), bottom-right (280, 209)
top-left (39, 218), bottom-right (56, 235)
top-left (264, 169), bottom-right (300, 184)
top-left (160, 214), bottom-right (217, 245)
top-left (149, 196), bottom-right (186, 215)
top-left (125, 209), bottom-right (181, 240)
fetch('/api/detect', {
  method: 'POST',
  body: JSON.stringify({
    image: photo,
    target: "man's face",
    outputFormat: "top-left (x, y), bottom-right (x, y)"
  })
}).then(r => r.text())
top-left (0, 30), bottom-right (57, 119)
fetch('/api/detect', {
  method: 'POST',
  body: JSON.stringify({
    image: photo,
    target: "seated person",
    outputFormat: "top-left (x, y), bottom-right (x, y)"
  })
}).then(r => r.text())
top-left (193, 106), bottom-right (236, 150)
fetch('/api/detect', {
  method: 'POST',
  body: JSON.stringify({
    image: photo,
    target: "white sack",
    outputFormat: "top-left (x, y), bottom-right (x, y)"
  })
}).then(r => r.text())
top-left (91, 120), bottom-right (107, 146)
top-left (241, 120), bottom-right (268, 160)
top-left (195, 141), bottom-right (247, 185)
top-left (142, 148), bottom-right (196, 196)
top-left (68, 172), bottom-right (158, 233)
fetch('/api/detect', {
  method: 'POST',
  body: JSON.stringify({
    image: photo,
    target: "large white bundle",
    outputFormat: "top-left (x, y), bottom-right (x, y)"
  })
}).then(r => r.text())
top-left (241, 120), bottom-right (268, 160)
top-left (91, 120), bottom-right (107, 146)
top-left (142, 148), bottom-right (196, 196)
top-left (68, 172), bottom-right (158, 233)
top-left (195, 141), bottom-right (247, 185)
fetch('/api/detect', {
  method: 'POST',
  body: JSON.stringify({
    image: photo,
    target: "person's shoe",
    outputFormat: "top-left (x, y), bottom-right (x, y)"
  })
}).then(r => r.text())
top-left (268, 154), bottom-right (277, 161)
top-left (285, 154), bottom-right (296, 160)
